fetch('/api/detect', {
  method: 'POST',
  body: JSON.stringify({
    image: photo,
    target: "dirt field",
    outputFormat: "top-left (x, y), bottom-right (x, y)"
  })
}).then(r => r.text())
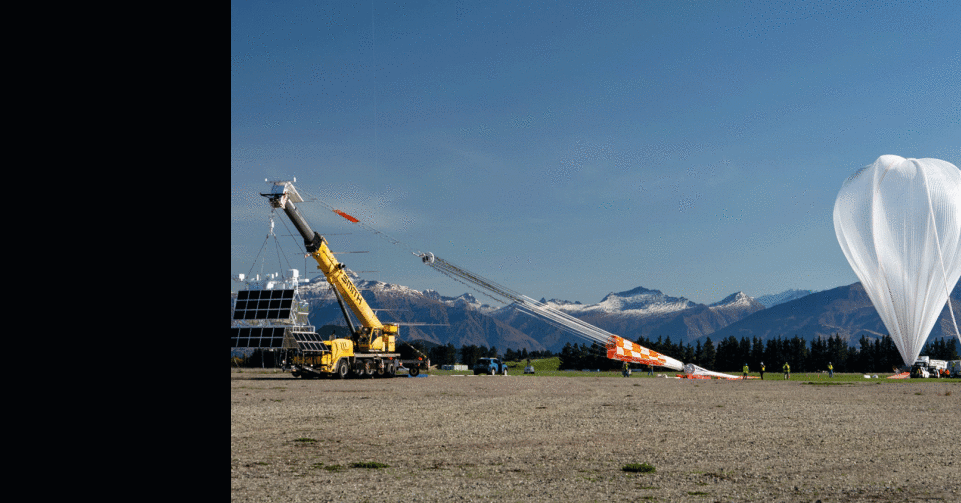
top-left (231, 370), bottom-right (960, 502)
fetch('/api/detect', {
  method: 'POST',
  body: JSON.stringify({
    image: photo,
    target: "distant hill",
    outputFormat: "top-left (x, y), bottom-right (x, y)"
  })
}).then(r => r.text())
top-left (754, 289), bottom-right (815, 308)
top-left (707, 281), bottom-right (961, 345)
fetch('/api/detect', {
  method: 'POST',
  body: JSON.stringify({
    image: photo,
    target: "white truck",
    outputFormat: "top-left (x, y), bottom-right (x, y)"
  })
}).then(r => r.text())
top-left (911, 356), bottom-right (948, 378)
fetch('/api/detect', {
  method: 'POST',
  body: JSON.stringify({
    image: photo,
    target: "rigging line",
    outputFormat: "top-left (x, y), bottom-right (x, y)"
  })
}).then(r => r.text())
top-left (270, 209), bottom-right (307, 276)
top-left (297, 187), bottom-right (421, 256)
top-left (429, 261), bottom-right (515, 305)
top-left (425, 254), bottom-right (614, 346)
top-left (515, 302), bottom-right (612, 345)
top-left (246, 233), bottom-right (271, 280)
top-left (371, 0), bottom-right (377, 176)
top-left (515, 304), bottom-right (610, 345)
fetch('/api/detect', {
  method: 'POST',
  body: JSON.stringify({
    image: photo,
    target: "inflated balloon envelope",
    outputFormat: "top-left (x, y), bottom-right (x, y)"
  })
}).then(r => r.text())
top-left (833, 155), bottom-right (961, 367)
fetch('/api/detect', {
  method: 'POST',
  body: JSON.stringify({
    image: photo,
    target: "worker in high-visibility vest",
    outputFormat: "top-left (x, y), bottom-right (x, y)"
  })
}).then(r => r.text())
top-left (742, 363), bottom-right (749, 380)
top-left (759, 362), bottom-right (765, 380)
top-left (827, 362), bottom-right (834, 378)
top-left (783, 362), bottom-right (791, 380)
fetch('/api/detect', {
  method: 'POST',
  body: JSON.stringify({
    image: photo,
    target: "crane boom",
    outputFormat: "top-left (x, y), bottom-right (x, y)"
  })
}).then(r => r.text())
top-left (262, 181), bottom-right (398, 352)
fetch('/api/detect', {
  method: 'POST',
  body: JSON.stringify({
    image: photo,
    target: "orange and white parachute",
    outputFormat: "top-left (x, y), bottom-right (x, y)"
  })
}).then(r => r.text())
top-left (606, 335), bottom-right (684, 370)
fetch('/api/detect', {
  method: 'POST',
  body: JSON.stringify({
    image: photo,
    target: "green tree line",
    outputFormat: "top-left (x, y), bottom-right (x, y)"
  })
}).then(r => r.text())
top-left (555, 335), bottom-right (959, 373)
top-left (422, 343), bottom-right (555, 367)
top-left (232, 334), bottom-right (959, 372)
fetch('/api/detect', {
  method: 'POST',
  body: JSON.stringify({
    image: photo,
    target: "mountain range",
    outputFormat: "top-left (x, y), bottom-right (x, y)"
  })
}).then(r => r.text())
top-left (286, 276), bottom-right (961, 353)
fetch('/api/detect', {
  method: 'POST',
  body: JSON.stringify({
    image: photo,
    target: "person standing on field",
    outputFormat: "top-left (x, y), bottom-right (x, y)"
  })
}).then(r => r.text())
top-left (783, 362), bottom-right (790, 380)
top-left (759, 362), bottom-right (765, 380)
top-left (827, 362), bottom-right (834, 378)
top-left (742, 363), bottom-right (749, 379)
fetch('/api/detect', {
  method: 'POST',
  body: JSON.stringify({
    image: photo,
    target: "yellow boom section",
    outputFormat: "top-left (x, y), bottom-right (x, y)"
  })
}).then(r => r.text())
top-left (310, 235), bottom-right (383, 331)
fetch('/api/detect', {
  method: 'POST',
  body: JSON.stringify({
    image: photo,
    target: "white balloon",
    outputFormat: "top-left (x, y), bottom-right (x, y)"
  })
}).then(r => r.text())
top-left (834, 155), bottom-right (961, 367)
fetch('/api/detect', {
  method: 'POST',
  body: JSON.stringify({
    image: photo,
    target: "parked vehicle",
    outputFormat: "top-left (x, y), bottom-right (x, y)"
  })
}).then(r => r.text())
top-left (474, 357), bottom-right (508, 375)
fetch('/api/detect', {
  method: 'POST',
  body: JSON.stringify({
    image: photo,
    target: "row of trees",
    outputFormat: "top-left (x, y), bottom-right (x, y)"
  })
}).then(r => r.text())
top-left (557, 335), bottom-right (960, 373)
top-left (410, 342), bottom-right (555, 368)
top-left (233, 334), bottom-right (959, 372)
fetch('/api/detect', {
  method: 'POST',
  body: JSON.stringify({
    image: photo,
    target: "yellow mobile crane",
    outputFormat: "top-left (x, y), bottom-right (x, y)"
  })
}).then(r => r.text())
top-left (262, 181), bottom-right (428, 378)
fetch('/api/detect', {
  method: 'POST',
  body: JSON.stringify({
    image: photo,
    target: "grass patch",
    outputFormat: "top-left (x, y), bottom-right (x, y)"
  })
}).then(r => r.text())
top-left (310, 462), bottom-right (345, 472)
top-left (293, 437), bottom-right (317, 443)
top-left (351, 461), bottom-right (390, 469)
top-left (622, 463), bottom-right (656, 474)
top-left (687, 491), bottom-right (709, 496)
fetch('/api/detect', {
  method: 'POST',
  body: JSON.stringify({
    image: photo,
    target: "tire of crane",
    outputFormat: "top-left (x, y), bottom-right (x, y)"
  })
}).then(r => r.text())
top-left (409, 366), bottom-right (420, 377)
top-left (375, 361), bottom-right (386, 377)
top-left (363, 361), bottom-right (374, 378)
top-left (352, 361), bottom-right (365, 378)
top-left (335, 360), bottom-right (348, 379)
top-left (385, 361), bottom-right (396, 378)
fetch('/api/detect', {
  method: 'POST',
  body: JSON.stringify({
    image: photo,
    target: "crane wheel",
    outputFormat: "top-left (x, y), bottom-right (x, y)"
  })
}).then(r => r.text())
top-left (409, 366), bottom-right (420, 377)
top-left (335, 360), bottom-right (348, 379)
top-left (363, 361), bottom-right (374, 378)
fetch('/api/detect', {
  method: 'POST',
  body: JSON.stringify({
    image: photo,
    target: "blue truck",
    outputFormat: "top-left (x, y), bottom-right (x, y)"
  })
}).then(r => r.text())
top-left (474, 357), bottom-right (508, 375)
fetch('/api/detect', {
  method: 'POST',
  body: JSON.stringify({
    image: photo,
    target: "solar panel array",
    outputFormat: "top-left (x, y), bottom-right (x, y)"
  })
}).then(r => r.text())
top-left (232, 289), bottom-right (295, 320)
top-left (230, 327), bottom-right (287, 348)
top-left (290, 331), bottom-right (327, 352)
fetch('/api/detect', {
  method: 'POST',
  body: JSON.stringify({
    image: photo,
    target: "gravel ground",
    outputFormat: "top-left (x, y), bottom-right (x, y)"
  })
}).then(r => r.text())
top-left (231, 370), bottom-right (960, 502)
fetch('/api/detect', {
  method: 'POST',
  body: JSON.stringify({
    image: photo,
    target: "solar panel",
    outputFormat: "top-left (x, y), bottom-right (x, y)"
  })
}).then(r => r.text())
top-left (232, 289), bottom-right (296, 320)
top-left (230, 326), bottom-right (288, 348)
top-left (290, 330), bottom-right (327, 352)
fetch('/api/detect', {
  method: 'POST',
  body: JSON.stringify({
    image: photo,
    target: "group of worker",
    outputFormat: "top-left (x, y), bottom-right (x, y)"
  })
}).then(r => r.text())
top-left (620, 360), bottom-right (837, 379)
top-left (741, 361), bottom-right (834, 379)
top-left (621, 362), bottom-right (656, 377)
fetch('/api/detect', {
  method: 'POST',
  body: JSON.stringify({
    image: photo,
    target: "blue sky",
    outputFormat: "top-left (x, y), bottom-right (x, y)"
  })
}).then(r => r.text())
top-left (231, 0), bottom-right (960, 305)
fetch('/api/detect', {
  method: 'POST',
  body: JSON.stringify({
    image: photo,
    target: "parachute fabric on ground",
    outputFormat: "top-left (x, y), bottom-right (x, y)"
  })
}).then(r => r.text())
top-left (683, 364), bottom-right (742, 380)
top-left (833, 155), bottom-right (961, 367)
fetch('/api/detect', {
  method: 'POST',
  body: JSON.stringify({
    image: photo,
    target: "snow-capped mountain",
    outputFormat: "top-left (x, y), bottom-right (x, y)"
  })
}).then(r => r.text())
top-left (755, 289), bottom-right (815, 308)
top-left (423, 289), bottom-right (497, 313)
top-left (235, 274), bottom-right (796, 351)
top-left (548, 286), bottom-right (697, 316)
top-left (488, 287), bottom-right (764, 347)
